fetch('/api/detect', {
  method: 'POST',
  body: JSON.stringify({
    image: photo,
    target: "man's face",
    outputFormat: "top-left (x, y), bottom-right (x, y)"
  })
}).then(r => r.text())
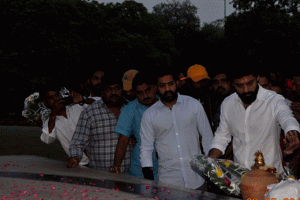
top-left (212, 73), bottom-right (232, 96)
top-left (90, 71), bottom-right (104, 87)
top-left (135, 83), bottom-right (157, 107)
top-left (293, 76), bottom-right (300, 96)
top-left (233, 75), bottom-right (259, 105)
top-left (102, 84), bottom-right (123, 107)
top-left (258, 76), bottom-right (271, 90)
top-left (123, 89), bottom-right (136, 101)
top-left (44, 91), bottom-right (64, 110)
top-left (192, 78), bottom-right (210, 91)
top-left (156, 74), bottom-right (178, 103)
top-left (87, 71), bottom-right (104, 93)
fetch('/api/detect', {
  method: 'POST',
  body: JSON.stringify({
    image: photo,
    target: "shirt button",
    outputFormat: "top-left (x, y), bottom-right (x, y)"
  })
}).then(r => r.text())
top-left (178, 145), bottom-right (181, 148)
top-left (180, 157), bottom-right (182, 160)
top-left (176, 133), bottom-right (178, 135)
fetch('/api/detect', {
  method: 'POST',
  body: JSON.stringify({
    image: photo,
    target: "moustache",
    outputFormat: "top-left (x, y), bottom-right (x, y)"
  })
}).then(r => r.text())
top-left (164, 91), bottom-right (174, 96)
top-left (143, 97), bottom-right (151, 102)
top-left (110, 94), bottom-right (120, 99)
top-left (241, 92), bottom-right (254, 97)
top-left (216, 86), bottom-right (225, 93)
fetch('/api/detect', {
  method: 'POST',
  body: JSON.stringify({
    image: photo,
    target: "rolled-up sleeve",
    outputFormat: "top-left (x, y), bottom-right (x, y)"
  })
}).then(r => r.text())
top-left (140, 111), bottom-right (154, 168)
top-left (210, 102), bottom-right (232, 154)
top-left (275, 96), bottom-right (300, 135)
top-left (69, 110), bottom-right (91, 159)
top-left (40, 119), bottom-right (56, 144)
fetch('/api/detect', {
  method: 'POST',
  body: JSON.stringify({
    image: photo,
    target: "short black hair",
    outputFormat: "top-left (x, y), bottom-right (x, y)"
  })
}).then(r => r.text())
top-left (154, 67), bottom-right (177, 85)
top-left (132, 72), bottom-right (154, 91)
top-left (258, 70), bottom-right (272, 82)
top-left (100, 72), bottom-right (123, 90)
top-left (227, 62), bottom-right (259, 82)
top-left (208, 66), bottom-right (229, 80)
top-left (39, 80), bottom-right (62, 102)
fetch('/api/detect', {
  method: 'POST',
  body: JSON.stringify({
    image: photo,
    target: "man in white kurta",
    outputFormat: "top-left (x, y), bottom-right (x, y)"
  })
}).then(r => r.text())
top-left (209, 72), bottom-right (300, 174)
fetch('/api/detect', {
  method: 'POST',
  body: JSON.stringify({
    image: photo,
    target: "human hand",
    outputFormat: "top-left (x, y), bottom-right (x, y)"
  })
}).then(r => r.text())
top-left (283, 130), bottom-right (300, 155)
top-left (50, 98), bottom-right (64, 116)
top-left (70, 92), bottom-right (83, 105)
top-left (109, 165), bottom-right (121, 173)
top-left (129, 137), bottom-right (137, 147)
top-left (66, 157), bottom-right (80, 168)
top-left (288, 153), bottom-right (299, 175)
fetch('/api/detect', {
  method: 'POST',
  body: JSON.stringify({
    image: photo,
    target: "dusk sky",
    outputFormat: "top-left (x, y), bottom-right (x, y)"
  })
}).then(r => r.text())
top-left (96, 0), bottom-right (235, 26)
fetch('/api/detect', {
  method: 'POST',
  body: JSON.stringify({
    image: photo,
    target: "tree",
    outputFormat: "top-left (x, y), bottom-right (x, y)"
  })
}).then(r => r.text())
top-left (152, 0), bottom-right (200, 35)
top-left (152, 0), bottom-right (200, 68)
top-left (231, 0), bottom-right (300, 15)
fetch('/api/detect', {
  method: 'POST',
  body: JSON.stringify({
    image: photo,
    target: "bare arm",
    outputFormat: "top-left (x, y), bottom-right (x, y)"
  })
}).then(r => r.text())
top-left (208, 148), bottom-right (223, 159)
top-left (47, 115), bottom-right (56, 134)
top-left (110, 135), bottom-right (130, 173)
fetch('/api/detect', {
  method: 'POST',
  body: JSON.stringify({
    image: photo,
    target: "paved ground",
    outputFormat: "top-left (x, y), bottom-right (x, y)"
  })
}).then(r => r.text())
top-left (0, 126), bottom-right (241, 199)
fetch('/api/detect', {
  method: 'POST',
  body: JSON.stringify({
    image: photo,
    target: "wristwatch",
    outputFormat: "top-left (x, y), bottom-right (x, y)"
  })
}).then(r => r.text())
top-left (79, 96), bottom-right (87, 106)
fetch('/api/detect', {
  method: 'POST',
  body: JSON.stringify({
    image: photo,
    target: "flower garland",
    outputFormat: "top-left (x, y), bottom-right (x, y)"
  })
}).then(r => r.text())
top-left (22, 87), bottom-right (70, 123)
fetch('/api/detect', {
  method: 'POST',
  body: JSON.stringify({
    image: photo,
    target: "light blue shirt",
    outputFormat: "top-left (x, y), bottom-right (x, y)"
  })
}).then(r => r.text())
top-left (140, 94), bottom-right (214, 189)
top-left (115, 98), bottom-right (158, 180)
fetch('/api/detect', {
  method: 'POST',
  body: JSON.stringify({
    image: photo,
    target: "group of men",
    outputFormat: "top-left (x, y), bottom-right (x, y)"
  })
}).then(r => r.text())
top-left (39, 64), bottom-right (300, 190)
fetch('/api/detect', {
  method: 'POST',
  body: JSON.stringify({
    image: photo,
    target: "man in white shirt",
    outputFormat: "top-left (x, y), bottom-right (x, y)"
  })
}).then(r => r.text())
top-left (209, 67), bottom-right (300, 173)
top-left (40, 84), bottom-right (96, 166)
top-left (139, 69), bottom-right (214, 189)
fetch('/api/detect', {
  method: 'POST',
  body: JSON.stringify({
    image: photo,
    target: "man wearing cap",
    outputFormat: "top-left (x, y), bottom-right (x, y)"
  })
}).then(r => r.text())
top-left (122, 69), bottom-right (139, 102)
top-left (181, 64), bottom-right (213, 125)
top-left (67, 73), bottom-right (131, 173)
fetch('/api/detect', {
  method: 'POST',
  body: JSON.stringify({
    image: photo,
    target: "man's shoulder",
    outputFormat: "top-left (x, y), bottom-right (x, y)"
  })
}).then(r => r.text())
top-left (84, 98), bottom-right (105, 112)
top-left (222, 92), bottom-right (237, 105)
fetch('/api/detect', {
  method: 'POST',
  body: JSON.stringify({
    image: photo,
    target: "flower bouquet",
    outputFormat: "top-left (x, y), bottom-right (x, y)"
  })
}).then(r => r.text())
top-left (191, 155), bottom-right (250, 196)
top-left (22, 87), bottom-right (70, 122)
top-left (22, 92), bottom-right (51, 122)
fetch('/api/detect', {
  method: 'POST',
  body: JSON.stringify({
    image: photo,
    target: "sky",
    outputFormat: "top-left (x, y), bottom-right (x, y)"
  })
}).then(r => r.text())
top-left (95, 0), bottom-right (235, 26)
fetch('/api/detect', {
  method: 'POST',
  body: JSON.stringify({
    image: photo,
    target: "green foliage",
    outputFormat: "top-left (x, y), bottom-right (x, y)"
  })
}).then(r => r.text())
top-left (231, 0), bottom-right (300, 15)
top-left (153, 0), bottom-right (200, 34)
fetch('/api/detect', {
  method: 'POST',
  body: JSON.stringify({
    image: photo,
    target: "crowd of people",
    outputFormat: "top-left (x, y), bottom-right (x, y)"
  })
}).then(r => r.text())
top-left (38, 64), bottom-right (300, 191)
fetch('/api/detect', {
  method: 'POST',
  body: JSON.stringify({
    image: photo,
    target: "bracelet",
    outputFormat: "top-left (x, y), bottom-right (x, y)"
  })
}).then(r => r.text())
top-left (79, 96), bottom-right (87, 106)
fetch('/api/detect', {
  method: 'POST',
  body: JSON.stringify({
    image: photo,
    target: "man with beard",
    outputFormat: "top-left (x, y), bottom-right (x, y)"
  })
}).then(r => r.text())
top-left (80, 70), bottom-right (104, 98)
top-left (139, 69), bottom-right (214, 189)
top-left (210, 69), bottom-right (234, 133)
top-left (181, 64), bottom-right (213, 125)
top-left (67, 73), bottom-right (131, 173)
top-left (208, 67), bottom-right (300, 174)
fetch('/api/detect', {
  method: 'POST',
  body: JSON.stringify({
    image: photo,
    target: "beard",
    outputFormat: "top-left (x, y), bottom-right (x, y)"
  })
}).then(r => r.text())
top-left (87, 83), bottom-right (102, 96)
top-left (237, 84), bottom-right (259, 105)
top-left (102, 94), bottom-right (124, 107)
top-left (157, 90), bottom-right (178, 103)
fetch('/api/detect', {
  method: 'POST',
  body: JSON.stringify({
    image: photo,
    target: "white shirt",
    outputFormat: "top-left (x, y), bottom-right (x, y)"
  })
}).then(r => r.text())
top-left (41, 102), bottom-right (96, 166)
top-left (140, 94), bottom-right (214, 189)
top-left (211, 85), bottom-right (300, 173)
